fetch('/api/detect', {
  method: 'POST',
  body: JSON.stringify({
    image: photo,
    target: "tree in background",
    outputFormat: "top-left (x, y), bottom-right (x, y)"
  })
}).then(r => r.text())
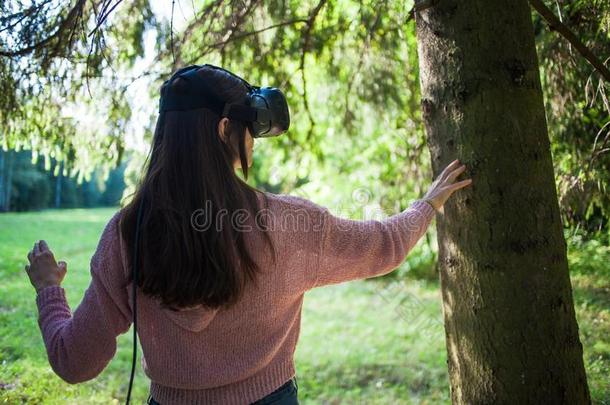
top-left (0, 149), bottom-right (126, 211)
top-left (534, 0), bottom-right (610, 234)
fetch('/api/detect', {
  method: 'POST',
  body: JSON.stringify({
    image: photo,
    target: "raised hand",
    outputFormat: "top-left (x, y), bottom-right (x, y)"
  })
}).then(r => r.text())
top-left (26, 240), bottom-right (67, 293)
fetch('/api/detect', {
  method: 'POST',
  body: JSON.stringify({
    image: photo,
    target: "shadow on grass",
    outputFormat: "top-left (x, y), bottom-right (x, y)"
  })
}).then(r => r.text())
top-left (297, 361), bottom-right (450, 404)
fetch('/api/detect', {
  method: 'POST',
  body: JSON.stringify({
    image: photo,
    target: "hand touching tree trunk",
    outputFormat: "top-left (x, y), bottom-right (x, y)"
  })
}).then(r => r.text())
top-left (422, 159), bottom-right (473, 214)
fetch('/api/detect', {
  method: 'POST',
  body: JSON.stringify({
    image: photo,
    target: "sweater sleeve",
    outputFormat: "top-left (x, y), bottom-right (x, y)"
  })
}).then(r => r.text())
top-left (311, 199), bottom-right (436, 289)
top-left (35, 211), bottom-right (132, 384)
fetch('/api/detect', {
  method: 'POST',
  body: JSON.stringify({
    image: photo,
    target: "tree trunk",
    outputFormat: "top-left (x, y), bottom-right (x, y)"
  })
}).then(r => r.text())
top-left (2, 150), bottom-right (13, 212)
top-left (55, 160), bottom-right (63, 209)
top-left (414, 1), bottom-right (591, 403)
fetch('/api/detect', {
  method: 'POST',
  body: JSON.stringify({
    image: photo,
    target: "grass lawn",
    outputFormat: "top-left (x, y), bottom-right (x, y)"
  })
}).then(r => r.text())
top-left (0, 208), bottom-right (607, 404)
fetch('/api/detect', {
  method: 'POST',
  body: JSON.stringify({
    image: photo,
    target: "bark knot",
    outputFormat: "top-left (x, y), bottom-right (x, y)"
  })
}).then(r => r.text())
top-left (421, 98), bottom-right (435, 116)
top-left (504, 58), bottom-right (527, 86)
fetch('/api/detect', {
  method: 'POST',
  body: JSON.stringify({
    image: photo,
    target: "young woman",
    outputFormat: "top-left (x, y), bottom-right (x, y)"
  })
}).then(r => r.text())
top-left (25, 65), bottom-right (472, 405)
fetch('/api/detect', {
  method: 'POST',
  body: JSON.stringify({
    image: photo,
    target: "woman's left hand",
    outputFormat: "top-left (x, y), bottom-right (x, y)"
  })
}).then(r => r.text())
top-left (26, 240), bottom-right (67, 293)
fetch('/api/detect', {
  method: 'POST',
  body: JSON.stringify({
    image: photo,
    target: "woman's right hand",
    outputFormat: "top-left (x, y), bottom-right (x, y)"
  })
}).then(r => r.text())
top-left (422, 159), bottom-right (472, 214)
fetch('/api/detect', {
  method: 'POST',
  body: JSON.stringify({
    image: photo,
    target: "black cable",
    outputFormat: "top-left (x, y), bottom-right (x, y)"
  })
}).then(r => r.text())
top-left (126, 197), bottom-right (145, 405)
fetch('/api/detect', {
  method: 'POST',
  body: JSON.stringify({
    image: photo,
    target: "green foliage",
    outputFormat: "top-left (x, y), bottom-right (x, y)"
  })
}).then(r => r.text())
top-left (203, 0), bottom-right (430, 213)
top-left (0, 149), bottom-right (126, 211)
top-left (566, 229), bottom-right (610, 404)
top-left (2, 0), bottom-right (434, 215)
top-left (2, 0), bottom-right (609, 237)
top-left (567, 228), bottom-right (610, 282)
top-left (10, 152), bottom-right (53, 211)
top-left (0, 0), bottom-right (157, 180)
top-left (534, 0), bottom-right (610, 234)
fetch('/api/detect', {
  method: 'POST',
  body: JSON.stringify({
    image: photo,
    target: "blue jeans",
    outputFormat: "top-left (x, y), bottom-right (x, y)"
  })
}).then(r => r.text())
top-left (147, 376), bottom-right (299, 404)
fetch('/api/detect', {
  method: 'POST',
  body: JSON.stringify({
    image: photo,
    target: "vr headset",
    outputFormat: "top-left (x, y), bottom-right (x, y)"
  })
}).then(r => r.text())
top-left (158, 64), bottom-right (290, 138)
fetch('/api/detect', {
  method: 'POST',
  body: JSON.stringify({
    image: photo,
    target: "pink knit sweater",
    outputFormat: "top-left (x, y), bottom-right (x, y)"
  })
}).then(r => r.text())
top-left (35, 192), bottom-right (435, 404)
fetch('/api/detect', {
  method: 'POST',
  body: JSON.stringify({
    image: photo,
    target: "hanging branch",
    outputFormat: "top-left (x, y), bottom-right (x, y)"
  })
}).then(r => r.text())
top-left (344, 0), bottom-right (385, 126)
top-left (0, 0), bottom-right (86, 57)
top-left (586, 120), bottom-right (610, 173)
top-left (203, 18), bottom-right (308, 53)
top-left (153, 0), bottom-right (226, 66)
top-left (88, 0), bottom-right (125, 37)
top-left (300, 0), bottom-right (328, 141)
top-left (0, 4), bottom-right (47, 35)
top-left (529, 0), bottom-right (610, 83)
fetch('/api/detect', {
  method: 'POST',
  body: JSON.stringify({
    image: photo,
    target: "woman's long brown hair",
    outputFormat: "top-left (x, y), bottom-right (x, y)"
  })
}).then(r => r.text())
top-left (119, 66), bottom-right (276, 311)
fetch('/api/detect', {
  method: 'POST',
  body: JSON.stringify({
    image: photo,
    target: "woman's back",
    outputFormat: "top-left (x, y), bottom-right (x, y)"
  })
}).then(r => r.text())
top-left (133, 192), bottom-right (328, 402)
top-left (82, 193), bottom-right (434, 404)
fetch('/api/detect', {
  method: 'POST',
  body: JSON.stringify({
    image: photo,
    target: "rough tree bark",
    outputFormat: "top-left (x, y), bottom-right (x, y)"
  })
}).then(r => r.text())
top-left (414, 0), bottom-right (591, 403)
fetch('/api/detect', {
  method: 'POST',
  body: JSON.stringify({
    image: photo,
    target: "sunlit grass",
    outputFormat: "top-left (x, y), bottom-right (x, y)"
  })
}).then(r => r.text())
top-left (0, 208), bottom-right (607, 404)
